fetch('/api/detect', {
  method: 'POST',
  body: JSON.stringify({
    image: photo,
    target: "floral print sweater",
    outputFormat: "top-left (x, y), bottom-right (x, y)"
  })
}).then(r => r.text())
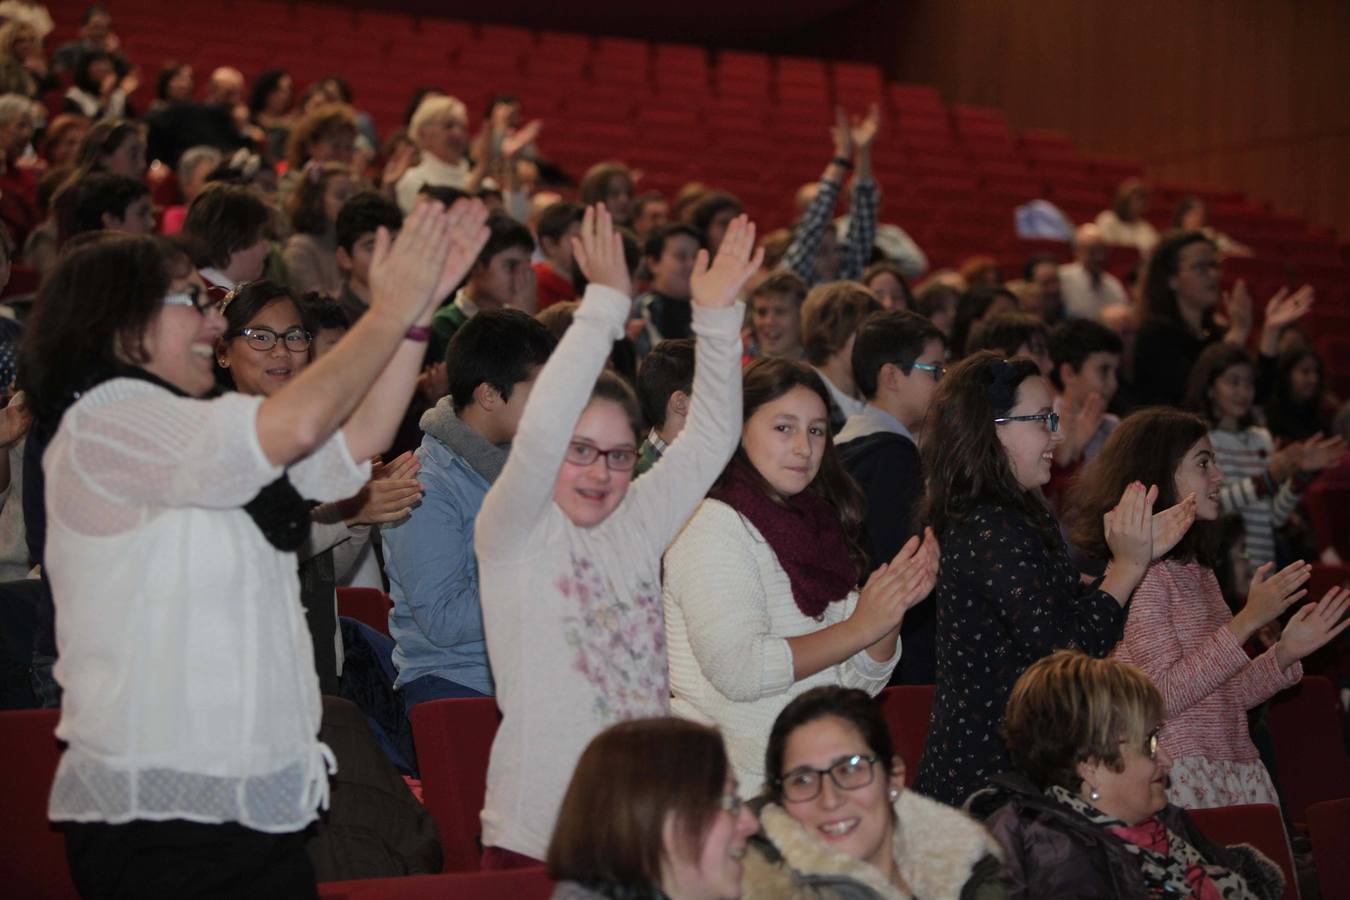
top-left (476, 284), bottom-right (744, 860)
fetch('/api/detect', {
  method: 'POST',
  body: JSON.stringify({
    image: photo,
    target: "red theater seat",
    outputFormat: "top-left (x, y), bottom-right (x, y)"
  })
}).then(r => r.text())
top-left (1307, 799), bottom-right (1350, 898)
top-left (336, 587), bottom-right (393, 636)
top-left (319, 867), bottom-right (553, 899)
top-left (877, 685), bottom-right (934, 786)
top-left (1187, 804), bottom-right (1298, 900)
top-left (409, 697), bottom-right (501, 871)
top-left (1267, 676), bottom-right (1350, 824)
top-left (0, 709), bottom-right (77, 900)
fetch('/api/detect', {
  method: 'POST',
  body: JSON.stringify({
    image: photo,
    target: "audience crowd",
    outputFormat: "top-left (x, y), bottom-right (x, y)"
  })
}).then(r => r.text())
top-left (1, 4), bottom-right (1348, 899)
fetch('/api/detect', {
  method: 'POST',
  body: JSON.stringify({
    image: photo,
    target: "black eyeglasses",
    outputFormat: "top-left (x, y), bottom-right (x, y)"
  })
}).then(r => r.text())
top-left (162, 284), bottom-right (214, 315)
top-left (563, 440), bottom-right (637, 471)
top-left (993, 411), bottom-right (1061, 433)
top-left (776, 754), bottom-right (879, 803)
top-left (231, 326), bottom-right (313, 352)
top-left (911, 362), bottom-right (946, 382)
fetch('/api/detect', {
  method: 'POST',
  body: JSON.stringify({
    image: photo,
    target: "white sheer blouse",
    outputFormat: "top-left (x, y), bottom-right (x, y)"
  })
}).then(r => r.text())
top-left (44, 378), bottom-right (369, 832)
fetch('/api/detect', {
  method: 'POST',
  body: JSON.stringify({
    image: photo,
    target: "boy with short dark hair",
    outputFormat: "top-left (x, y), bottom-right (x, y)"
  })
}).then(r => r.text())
top-left (181, 182), bottom-right (272, 299)
top-left (1048, 317), bottom-right (1124, 467)
top-left (632, 222), bottom-right (702, 358)
top-left (382, 308), bottom-right (557, 710)
top-left (837, 309), bottom-right (946, 683)
top-left (747, 270), bottom-right (808, 360)
top-left (335, 191), bottom-right (403, 325)
top-left (634, 338), bottom-right (695, 476)
top-left (531, 200), bottom-right (584, 311)
top-left (67, 173), bottom-right (155, 239)
top-left (429, 211), bottom-right (535, 364)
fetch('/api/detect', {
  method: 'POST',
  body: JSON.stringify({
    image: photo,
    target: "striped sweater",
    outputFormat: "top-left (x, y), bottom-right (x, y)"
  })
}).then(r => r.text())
top-left (1208, 426), bottom-right (1301, 566)
top-left (1112, 559), bottom-right (1300, 763)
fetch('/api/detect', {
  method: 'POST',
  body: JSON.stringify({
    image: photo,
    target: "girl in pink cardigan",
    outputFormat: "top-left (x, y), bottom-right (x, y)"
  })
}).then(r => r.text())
top-left (1068, 407), bottom-right (1350, 809)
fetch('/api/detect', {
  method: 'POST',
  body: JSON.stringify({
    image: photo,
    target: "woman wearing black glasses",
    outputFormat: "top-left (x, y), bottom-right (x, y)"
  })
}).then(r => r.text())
top-left (744, 686), bottom-right (1004, 899)
top-left (969, 651), bottom-right (1284, 900)
top-left (913, 351), bottom-right (1195, 808)
top-left (24, 202), bottom-right (487, 897)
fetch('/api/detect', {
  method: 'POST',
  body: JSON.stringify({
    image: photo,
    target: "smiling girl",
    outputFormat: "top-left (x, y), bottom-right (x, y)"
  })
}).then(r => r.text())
top-left (475, 205), bottom-right (763, 866)
top-left (913, 352), bottom-right (1194, 807)
top-left (1070, 407), bottom-right (1350, 809)
top-left (662, 357), bottom-right (939, 792)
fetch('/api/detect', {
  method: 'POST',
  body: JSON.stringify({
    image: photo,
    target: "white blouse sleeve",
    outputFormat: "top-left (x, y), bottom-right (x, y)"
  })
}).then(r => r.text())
top-left (287, 428), bottom-right (371, 503)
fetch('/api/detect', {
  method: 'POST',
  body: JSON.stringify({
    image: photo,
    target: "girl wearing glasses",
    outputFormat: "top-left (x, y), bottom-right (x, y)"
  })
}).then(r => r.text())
top-left (914, 352), bottom-right (1193, 807)
top-left (548, 717), bottom-right (757, 900)
top-left (663, 356), bottom-right (939, 794)
top-left (1069, 407), bottom-right (1349, 810)
top-left (474, 205), bottom-right (763, 867)
top-left (971, 651), bottom-right (1284, 900)
top-left (25, 203), bottom-right (488, 896)
top-left (743, 686), bottom-right (1003, 898)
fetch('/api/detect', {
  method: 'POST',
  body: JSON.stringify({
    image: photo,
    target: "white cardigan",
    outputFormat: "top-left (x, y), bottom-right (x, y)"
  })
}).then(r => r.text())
top-left (663, 499), bottom-right (899, 793)
top-left (45, 379), bottom-right (369, 832)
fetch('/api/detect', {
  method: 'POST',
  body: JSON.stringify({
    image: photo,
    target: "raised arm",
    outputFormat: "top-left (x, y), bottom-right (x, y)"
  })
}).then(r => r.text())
top-left (475, 204), bottom-right (632, 551)
top-left (623, 214), bottom-right (762, 557)
top-left (782, 108), bottom-right (853, 283)
top-left (840, 103), bottom-right (880, 282)
top-left (254, 200), bottom-right (488, 467)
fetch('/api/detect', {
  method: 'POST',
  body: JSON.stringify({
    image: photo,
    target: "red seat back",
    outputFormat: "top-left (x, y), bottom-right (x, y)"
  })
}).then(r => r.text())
top-left (409, 697), bottom-right (501, 871)
top-left (1267, 675), bottom-right (1350, 823)
top-left (1306, 798), bottom-right (1350, 899)
top-left (318, 867), bottom-right (553, 899)
top-left (0, 709), bottom-right (78, 899)
top-left (337, 587), bottom-right (393, 636)
top-left (1187, 803), bottom-right (1298, 900)
top-left (877, 684), bottom-right (935, 786)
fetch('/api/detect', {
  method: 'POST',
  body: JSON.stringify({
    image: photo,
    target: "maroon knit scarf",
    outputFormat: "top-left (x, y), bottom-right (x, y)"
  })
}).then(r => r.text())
top-left (710, 459), bottom-right (857, 619)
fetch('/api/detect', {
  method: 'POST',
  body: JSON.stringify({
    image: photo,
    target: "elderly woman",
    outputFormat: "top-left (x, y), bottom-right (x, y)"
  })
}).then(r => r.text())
top-left (395, 94), bottom-right (471, 213)
top-left (24, 200), bottom-right (487, 896)
top-left (548, 717), bottom-right (759, 900)
top-left (742, 686), bottom-right (1004, 899)
top-left (968, 650), bottom-right (1284, 900)
top-left (0, 93), bottom-right (40, 249)
top-left (1094, 178), bottom-right (1160, 255)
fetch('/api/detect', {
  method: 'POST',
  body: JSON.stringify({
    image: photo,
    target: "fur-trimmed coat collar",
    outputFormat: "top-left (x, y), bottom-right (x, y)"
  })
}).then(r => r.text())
top-left (741, 789), bottom-right (1005, 899)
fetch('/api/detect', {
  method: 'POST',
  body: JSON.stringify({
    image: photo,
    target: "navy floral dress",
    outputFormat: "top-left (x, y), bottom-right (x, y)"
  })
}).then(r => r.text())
top-left (915, 504), bottom-right (1125, 807)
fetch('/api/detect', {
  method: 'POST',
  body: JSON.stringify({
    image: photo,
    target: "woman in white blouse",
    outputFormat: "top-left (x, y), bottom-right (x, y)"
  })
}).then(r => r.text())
top-left (21, 200), bottom-right (487, 897)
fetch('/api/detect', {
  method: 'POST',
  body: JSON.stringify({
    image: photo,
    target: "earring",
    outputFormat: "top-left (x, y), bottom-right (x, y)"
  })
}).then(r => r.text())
top-left (888, 788), bottom-right (900, 802)
top-left (1089, 786), bottom-right (1100, 802)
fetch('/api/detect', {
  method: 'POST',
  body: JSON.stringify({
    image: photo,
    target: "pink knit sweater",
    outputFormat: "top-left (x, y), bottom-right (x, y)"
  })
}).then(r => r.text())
top-left (1112, 559), bottom-right (1300, 762)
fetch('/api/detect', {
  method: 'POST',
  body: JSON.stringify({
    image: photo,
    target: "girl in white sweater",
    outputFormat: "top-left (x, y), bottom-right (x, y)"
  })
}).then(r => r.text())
top-left (475, 205), bottom-right (763, 865)
top-left (663, 357), bottom-right (939, 793)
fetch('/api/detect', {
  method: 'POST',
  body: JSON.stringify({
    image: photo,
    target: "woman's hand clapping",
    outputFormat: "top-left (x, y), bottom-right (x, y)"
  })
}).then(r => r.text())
top-left (849, 528), bottom-right (940, 646)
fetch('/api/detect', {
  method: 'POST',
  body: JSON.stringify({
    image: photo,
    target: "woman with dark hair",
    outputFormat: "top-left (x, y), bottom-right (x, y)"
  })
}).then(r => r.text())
top-left (71, 116), bottom-right (147, 177)
top-left (25, 201), bottom-right (488, 896)
top-left (1094, 178), bottom-right (1159, 254)
top-left (970, 651), bottom-right (1286, 899)
top-left (283, 162), bottom-right (354, 296)
top-left (63, 48), bottom-right (132, 120)
top-left (1068, 407), bottom-right (1347, 809)
top-left (154, 61), bottom-right (193, 106)
top-left (912, 352), bottom-right (1190, 807)
top-left (249, 69), bottom-right (294, 162)
top-left (862, 260), bottom-right (914, 312)
top-left (579, 161), bottom-right (636, 226)
top-left (745, 686), bottom-right (1004, 898)
top-left (1172, 195), bottom-right (1253, 257)
top-left (663, 356), bottom-right (938, 792)
top-left (548, 717), bottom-right (757, 899)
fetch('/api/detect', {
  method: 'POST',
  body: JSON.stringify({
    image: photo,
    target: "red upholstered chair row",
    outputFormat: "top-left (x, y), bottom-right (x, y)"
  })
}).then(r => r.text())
top-left (0, 709), bottom-right (78, 900)
top-left (878, 684), bottom-right (934, 787)
top-left (337, 587), bottom-right (394, 637)
top-left (1307, 798), bottom-right (1350, 900)
top-left (408, 697), bottom-right (501, 872)
top-left (1267, 675), bottom-right (1350, 825)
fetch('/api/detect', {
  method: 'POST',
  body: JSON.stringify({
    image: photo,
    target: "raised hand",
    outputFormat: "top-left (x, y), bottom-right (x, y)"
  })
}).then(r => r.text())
top-left (830, 106), bottom-right (853, 160)
top-left (344, 450), bottom-right (424, 525)
top-left (849, 529), bottom-right (939, 645)
top-left (1104, 482), bottom-right (1157, 572)
top-left (1276, 586), bottom-right (1350, 669)
top-left (1222, 279), bottom-right (1252, 337)
top-left (368, 201), bottom-right (454, 325)
top-left (1237, 560), bottom-right (1311, 638)
top-left (690, 214), bottom-right (765, 310)
top-left (850, 103), bottom-right (881, 152)
top-left (1297, 432), bottom-right (1348, 474)
top-left (571, 204), bottom-right (632, 297)
top-left (435, 198), bottom-right (492, 303)
top-left (1151, 493), bottom-right (1197, 559)
top-left (1264, 285), bottom-right (1314, 331)
top-left (1057, 392), bottom-right (1106, 464)
top-left (502, 120), bottom-right (542, 160)
top-left (379, 141), bottom-right (417, 191)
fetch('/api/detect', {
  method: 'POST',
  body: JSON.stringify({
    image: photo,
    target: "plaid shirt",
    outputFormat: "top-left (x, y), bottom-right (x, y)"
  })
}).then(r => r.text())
top-left (782, 176), bottom-right (879, 287)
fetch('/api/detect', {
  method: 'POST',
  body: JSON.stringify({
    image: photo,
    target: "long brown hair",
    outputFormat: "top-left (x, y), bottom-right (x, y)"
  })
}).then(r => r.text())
top-left (723, 356), bottom-right (868, 578)
top-left (920, 351), bottom-right (1056, 544)
top-left (1067, 407), bottom-right (1217, 566)
top-left (548, 717), bottom-right (728, 895)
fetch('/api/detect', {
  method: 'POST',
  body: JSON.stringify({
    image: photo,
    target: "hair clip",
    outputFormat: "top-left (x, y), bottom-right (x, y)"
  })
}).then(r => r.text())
top-left (986, 359), bottom-right (1021, 411)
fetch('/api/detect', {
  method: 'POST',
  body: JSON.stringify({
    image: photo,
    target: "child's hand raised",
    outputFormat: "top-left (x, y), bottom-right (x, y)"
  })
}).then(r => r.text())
top-left (690, 214), bottom-right (765, 310)
top-left (571, 204), bottom-right (632, 298)
top-left (1276, 586), bottom-right (1350, 669)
